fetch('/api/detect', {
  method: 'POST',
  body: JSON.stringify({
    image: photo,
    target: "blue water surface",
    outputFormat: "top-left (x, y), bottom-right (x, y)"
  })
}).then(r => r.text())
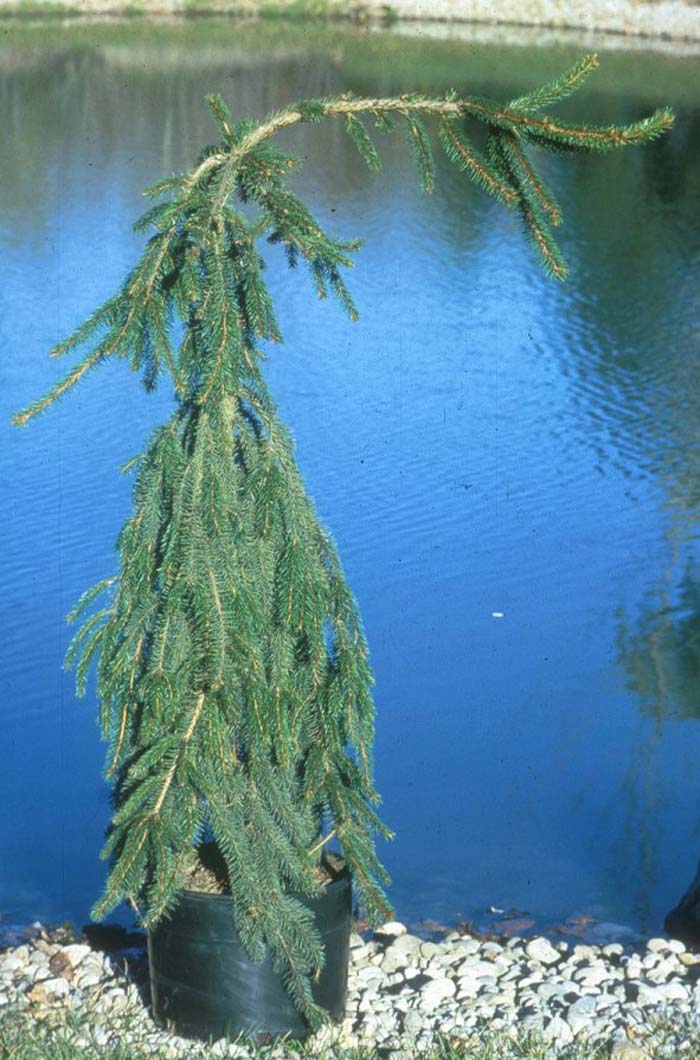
top-left (1, 21), bottom-right (700, 941)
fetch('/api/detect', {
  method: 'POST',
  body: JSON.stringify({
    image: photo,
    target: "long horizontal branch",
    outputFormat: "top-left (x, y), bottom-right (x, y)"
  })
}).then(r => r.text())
top-left (12, 56), bottom-right (674, 426)
top-left (196, 80), bottom-right (673, 210)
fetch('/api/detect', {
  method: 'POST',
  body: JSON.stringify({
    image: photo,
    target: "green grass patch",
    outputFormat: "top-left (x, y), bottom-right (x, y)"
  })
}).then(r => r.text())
top-left (4, 994), bottom-right (699, 1060)
top-left (0, 999), bottom-right (600, 1060)
top-left (0, 1), bottom-right (83, 16)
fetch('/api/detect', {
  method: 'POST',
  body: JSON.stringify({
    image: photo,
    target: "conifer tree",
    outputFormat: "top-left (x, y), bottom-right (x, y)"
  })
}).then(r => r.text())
top-left (14, 55), bottom-right (672, 1025)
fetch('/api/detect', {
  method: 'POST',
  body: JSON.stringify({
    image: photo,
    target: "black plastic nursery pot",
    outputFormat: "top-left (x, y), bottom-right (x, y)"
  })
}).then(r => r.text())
top-left (148, 870), bottom-right (353, 1042)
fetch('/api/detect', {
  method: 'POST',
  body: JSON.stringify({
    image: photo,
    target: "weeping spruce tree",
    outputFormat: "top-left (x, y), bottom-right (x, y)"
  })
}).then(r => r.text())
top-left (15, 55), bottom-right (672, 1025)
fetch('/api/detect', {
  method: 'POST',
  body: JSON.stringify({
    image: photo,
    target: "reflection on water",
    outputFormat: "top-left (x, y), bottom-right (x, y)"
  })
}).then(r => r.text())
top-left (1, 19), bottom-right (699, 938)
top-left (619, 561), bottom-right (700, 725)
top-left (614, 543), bottom-right (700, 929)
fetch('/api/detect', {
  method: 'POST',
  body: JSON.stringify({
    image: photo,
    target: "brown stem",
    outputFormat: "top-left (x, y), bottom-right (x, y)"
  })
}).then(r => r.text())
top-left (307, 828), bottom-right (337, 859)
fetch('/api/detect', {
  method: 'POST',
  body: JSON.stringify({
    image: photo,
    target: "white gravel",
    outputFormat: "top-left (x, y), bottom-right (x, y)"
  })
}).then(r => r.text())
top-left (3, 920), bottom-right (700, 1056)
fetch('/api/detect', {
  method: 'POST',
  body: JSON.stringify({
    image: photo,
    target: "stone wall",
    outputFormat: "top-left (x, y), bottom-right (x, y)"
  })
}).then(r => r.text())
top-left (386, 0), bottom-right (700, 42)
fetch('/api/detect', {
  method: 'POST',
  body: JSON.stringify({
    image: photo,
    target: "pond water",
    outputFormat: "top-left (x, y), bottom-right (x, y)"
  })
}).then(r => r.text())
top-left (1, 19), bottom-right (700, 942)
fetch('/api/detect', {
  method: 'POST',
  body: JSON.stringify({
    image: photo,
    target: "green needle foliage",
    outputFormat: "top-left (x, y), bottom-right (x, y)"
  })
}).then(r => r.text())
top-left (14, 55), bottom-right (672, 1026)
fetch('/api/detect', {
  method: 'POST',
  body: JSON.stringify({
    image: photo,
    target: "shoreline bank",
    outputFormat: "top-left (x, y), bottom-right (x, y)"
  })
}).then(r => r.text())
top-left (2, 918), bottom-right (700, 1057)
top-left (0, 0), bottom-right (699, 47)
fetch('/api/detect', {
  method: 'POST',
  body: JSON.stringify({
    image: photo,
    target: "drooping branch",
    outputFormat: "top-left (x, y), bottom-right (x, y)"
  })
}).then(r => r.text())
top-left (12, 53), bottom-right (674, 427)
top-left (193, 61), bottom-right (671, 192)
top-left (12, 55), bottom-right (676, 1028)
